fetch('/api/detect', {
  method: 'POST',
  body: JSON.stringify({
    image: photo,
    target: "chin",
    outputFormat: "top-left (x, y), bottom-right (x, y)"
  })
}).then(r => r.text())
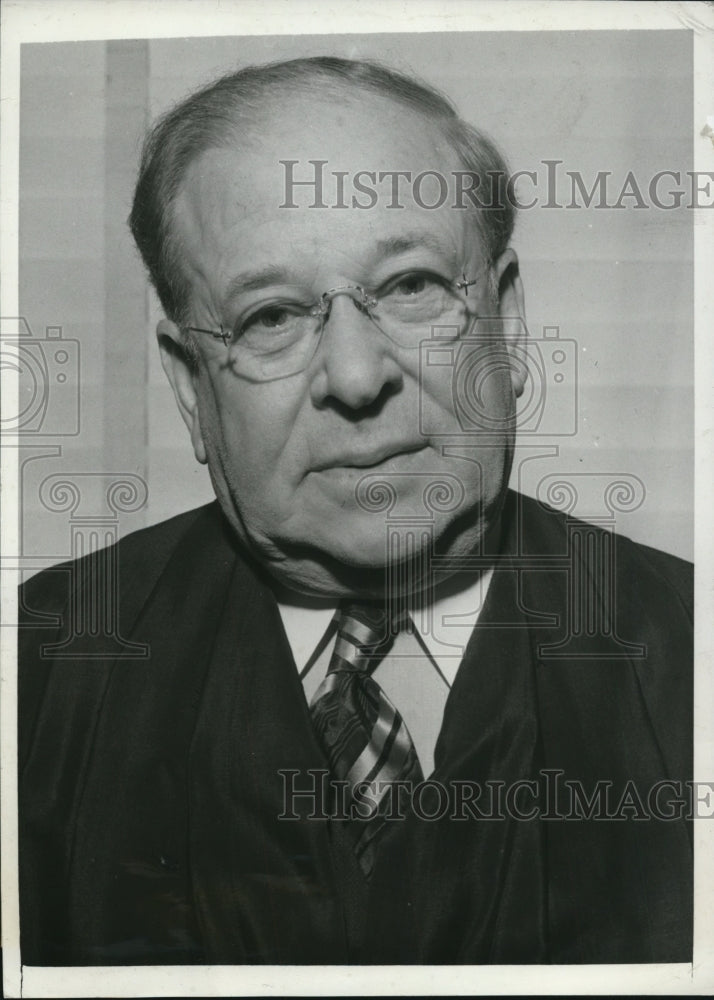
top-left (282, 531), bottom-right (396, 577)
top-left (264, 507), bottom-right (491, 600)
top-left (293, 511), bottom-right (438, 569)
top-left (218, 481), bottom-right (500, 598)
top-left (243, 521), bottom-right (424, 598)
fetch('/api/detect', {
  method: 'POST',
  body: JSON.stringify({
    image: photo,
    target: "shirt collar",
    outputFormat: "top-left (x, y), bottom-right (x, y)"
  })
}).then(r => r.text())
top-left (276, 568), bottom-right (494, 688)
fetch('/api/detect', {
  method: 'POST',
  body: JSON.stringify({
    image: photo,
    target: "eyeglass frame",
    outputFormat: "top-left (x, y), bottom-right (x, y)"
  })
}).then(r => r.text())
top-left (182, 270), bottom-right (485, 350)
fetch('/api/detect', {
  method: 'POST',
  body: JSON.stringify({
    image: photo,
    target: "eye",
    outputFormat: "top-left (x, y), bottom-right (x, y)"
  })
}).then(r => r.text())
top-left (242, 305), bottom-right (294, 332)
top-left (397, 274), bottom-right (427, 295)
top-left (394, 273), bottom-right (430, 295)
top-left (234, 301), bottom-right (311, 343)
top-left (382, 271), bottom-right (446, 299)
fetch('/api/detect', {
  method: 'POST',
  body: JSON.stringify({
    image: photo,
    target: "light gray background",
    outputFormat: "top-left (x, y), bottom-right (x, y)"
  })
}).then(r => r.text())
top-left (18, 30), bottom-right (693, 567)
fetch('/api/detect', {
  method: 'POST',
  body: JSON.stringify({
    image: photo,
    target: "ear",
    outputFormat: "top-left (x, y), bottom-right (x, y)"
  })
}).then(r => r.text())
top-left (156, 319), bottom-right (207, 464)
top-left (492, 248), bottom-right (528, 398)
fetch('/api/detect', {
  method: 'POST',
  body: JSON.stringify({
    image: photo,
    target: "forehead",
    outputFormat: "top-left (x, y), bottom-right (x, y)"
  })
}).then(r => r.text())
top-left (172, 89), bottom-right (477, 292)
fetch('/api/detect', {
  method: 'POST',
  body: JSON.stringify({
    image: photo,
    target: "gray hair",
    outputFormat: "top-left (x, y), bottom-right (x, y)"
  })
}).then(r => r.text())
top-left (129, 56), bottom-right (514, 330)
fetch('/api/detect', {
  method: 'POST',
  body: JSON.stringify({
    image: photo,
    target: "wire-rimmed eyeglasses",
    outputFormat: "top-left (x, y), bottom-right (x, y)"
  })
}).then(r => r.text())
top-left (183, 268), bottom-right (485, 383)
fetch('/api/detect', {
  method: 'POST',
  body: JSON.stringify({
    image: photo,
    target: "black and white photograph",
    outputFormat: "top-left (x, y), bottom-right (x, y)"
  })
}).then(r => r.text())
top-left (1, 1), bottom-right (712, 995)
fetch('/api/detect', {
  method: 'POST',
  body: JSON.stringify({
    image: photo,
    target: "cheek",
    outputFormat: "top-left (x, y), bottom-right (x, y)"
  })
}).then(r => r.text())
top-left (418, 343), bottom-right (514, 510)
top-left (198, 376), bottom-right (305, 502)
top-left (420, 341), bottom-right (516, 436)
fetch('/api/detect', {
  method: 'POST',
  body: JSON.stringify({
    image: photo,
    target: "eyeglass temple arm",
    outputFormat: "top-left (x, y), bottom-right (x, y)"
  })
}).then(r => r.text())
top-left (184, 325), bottom-right (232, 346)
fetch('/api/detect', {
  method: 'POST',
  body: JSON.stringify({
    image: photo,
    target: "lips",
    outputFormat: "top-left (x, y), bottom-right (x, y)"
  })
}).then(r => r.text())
top-left (313, 441), bottom-right (426, 471)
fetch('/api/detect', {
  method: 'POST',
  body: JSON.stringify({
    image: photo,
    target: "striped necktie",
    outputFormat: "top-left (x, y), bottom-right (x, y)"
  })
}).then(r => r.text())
top-left (310, 602), bottom-right (424, 877)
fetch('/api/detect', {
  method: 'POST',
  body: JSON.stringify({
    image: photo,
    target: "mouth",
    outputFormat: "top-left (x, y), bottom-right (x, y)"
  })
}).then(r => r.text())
top-left (314, 441), bottom-right (427, 472)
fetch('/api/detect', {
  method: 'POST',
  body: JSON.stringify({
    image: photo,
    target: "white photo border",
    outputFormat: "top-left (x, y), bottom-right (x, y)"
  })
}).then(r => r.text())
top-left (2, 1), bottom-right (712, 996)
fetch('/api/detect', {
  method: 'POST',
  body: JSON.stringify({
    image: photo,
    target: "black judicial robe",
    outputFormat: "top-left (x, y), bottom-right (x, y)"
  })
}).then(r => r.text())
top-left (18, 491), bottom-right (693, 965)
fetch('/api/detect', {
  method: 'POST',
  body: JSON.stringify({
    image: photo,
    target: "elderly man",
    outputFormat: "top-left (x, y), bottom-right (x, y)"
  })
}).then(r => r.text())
top-left (18, 57), bottom-right (692, 966)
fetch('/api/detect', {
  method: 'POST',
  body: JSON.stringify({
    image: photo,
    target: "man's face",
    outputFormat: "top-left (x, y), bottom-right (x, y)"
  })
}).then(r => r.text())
top-left (161, 89), bottom-right (525, 596)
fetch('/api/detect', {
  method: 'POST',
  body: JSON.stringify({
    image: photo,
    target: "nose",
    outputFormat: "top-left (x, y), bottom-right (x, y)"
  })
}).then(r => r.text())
top-left (308, 293), bottom-right (404, 411)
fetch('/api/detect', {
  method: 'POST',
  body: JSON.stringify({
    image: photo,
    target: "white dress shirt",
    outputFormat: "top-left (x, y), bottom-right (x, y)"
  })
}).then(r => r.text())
top-left (276, 569), bottom-right (493, 776)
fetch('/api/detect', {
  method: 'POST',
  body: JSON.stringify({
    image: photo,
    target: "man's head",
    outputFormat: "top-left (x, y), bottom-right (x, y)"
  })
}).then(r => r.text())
top-left (130, 57), bottom-right (527, 597)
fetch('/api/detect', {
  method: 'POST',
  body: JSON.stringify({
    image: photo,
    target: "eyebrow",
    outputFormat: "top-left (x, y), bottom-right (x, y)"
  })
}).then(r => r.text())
top-left (373, 232), bottom-right (456, 259)
top-left (221, 232), bottom-right (457, 302)
top-left (223, 265), bottom-right (294, 301)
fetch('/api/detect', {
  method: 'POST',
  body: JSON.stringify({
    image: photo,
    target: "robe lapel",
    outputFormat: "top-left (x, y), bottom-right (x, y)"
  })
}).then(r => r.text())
top-left (186, 552), bottom-right (354, 963)
top-left (361, 538), bottom-right (549, 964)
top-left (516, 494), bottom-right (692, 962)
